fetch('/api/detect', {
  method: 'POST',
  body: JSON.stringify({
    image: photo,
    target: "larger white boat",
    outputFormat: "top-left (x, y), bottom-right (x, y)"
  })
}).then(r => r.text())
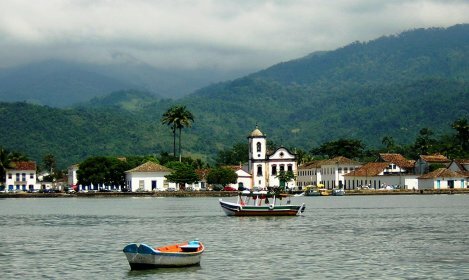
top-left (219, 190), bottom-right (305, 216)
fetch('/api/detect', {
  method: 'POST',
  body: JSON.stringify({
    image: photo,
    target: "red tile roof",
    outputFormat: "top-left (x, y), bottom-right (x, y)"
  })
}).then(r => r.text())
top-left (379, 153), bottom-right (415, 169)
top-left (299, 157), bottom-right (360, 169)
top-left (418, 168), bottom-right (467, 179)
top-left (8, 161), bottom-right (36, 171)
top-left (320, 156), bottom-right (361, 166)
top-left (419, 154), bottom-right (450, 163)
top-left (344, 162), bottom-right (389, 177)
top-left (126, 161), bottom-right (172, 173)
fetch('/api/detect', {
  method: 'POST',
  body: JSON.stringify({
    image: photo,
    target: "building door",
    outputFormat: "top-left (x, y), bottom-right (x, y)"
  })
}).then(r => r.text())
top-left (448, 180), bottom-right (454, 189)
top-left (151, 180), bottom-right (157, 190)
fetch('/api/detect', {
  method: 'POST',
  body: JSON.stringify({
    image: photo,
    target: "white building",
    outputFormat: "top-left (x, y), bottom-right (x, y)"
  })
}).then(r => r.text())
top-left (297, 157), bottom-right (361, 190)
top-left (67, 164), bottom-right (79, 188)
top-left (125, 161), bottom-right (176, 192)
top-left (319, 157), bottom-right (361, 189)
top-left (447, 159), bottom-right (469, 188)
top-left (247, 126), bottom-right (297, 190)
top-left (344, 162), bottom-right (419, 190)
top-left (297, 161), bottom-right (321, 189)
top-left (418, 168), bottom-right (467, 189)
top-left (4, 161), bottom-right (37, 192)
top-left (227, 166), bottom-right (252, 190)
top-left (415, 154), bottom-right (450, 175)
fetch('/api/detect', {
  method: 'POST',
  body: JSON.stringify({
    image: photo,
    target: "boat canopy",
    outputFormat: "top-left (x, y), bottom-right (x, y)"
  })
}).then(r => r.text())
top-left (239, 190), bottom-right (289, 198)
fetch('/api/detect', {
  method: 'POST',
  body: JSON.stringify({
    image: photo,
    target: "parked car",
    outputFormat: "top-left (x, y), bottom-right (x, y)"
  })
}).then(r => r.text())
top-left (223, 186), bottom-right (237, 191)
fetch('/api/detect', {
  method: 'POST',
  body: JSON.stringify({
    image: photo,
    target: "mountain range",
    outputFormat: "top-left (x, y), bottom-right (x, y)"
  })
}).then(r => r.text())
top-left (0, 59), bottom-right (250, 107)
top-left (0, 24), bottom-right (468, 168)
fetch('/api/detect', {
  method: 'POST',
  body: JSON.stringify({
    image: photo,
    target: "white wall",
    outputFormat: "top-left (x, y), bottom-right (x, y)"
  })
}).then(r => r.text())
top-left (419, 177), bottom-right (466, 190)
top-left (5, 169), bottom-right (36, 192)
top-left (125, 171), bottom-right (174, 192)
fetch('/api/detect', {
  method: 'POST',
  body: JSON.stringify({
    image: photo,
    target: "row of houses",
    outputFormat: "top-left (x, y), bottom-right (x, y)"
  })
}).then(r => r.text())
top-left (2, 126), bottom-right (468, 192)
top-left (297, 154), bottom-right (469, 190)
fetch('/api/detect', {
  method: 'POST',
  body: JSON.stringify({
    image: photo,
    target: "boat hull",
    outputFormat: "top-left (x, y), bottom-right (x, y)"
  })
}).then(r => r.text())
top-left (123, 242), bottom-right (204, 270)
top-left (219, 200), bottom-right (305, 216)
top-left (332, 189), bottom-right (345, 196)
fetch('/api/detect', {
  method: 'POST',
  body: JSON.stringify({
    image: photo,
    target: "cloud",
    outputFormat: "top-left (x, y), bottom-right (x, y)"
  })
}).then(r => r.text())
top-left (0, 0), bottom-right (468, 70)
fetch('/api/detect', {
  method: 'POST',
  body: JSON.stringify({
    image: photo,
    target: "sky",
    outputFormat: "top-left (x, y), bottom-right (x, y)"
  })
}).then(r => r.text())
top-left (0, 0), bottom-right (468, 72)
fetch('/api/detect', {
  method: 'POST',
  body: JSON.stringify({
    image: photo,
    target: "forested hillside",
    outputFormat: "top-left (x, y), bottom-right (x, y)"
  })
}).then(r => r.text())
top-left (182, 24), bottom-right (469, 147)
top-left (0, 25), bottom-right (468, 168)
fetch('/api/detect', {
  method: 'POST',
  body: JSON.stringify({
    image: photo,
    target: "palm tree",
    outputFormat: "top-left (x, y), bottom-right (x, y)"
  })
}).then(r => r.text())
top-left (161, 106), bottom-right (178, 157)
top-left (161, 105), bottom-right (194, 160)
top-left (172, 106), bottom-right (194, 161)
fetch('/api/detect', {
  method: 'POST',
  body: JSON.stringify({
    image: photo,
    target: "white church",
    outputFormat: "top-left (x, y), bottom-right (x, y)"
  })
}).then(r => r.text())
top-left (245, 126), bottom-right (298, 190)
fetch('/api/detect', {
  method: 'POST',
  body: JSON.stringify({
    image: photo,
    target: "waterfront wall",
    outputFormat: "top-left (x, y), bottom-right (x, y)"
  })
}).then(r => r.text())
top-left (1, 189), bottom-right (469, 198)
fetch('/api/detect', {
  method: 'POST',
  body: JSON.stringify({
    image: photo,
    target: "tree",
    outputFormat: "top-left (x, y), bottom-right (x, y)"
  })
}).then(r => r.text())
top-left (452, 117), bottom-right (469, 151)
top-left (161, 106), bottom-right (178, 157)
top-left (295, 148), bottom-right (313, 165)
top-left (161, 105), bottom-right (194, 161)
top-left (414, 128), bottom-right (436, 155)
top-left (381, 136), bottom-right (396, 153)
top-left (0, 147), bottom-right (10, 184)
top-left (43, 153), bottom-right (57, 175)
top-left (164, 161), bottom-right (199, 190)
top-left (0, 147), bottom-right (28, 184)
top-left (206, 167), bottom-right (238, 188)
top-left (310, 138), bottom-right (365, 159)
top-left (276, 170), bottom-right (296, 190)
top-left (216, 142), bottom-right (248, 165)
top-left (173, 106), bottom-right (194, 161)
top-left (77, 156), bottom-right (130, 188)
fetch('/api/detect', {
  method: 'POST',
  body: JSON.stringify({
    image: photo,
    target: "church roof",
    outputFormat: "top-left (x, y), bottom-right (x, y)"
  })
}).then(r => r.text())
top-left (126, 161), bottom-right (172, 173)
top-left (249, 125), bottom-right (265, 137)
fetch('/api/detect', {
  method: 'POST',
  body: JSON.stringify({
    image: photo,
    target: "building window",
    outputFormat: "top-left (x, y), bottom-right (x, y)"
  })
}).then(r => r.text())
top-left (257, 165), bottom-right (263, 177)
top-left (139, 180), bottom-right (144, 190)
top-left (8, 173), bottom-right (12, 179)
top-left (280, 165), bottom-right (285, 172)
top-left (272, 165), bottom-right (277, 175)
top-left (338, 168), bottom-right (342, 173)
top-left (257, 142), bottom-right (261, 152)
top-left (30, 173), bottom-right (34, 179)
top-left (287, 164), bottom-right (293, 172)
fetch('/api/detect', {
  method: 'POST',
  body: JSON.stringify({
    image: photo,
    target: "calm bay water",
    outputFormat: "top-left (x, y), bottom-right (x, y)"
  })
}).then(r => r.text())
top-left (1, 195), bottom-right (468, 279)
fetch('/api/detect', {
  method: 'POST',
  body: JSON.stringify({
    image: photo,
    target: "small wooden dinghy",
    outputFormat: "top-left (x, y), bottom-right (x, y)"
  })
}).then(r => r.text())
top-left (123, 240), bottom-right (204, 270)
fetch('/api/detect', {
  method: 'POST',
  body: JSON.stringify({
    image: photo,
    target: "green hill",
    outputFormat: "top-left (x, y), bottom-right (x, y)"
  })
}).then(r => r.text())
top-left (0, 25), bottom-right (468, 168)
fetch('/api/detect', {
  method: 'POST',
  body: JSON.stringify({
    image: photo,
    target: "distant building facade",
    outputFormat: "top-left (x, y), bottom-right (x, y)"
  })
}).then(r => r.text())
top-left (415, 154), bottom-right (450, 175)
top-left (247, 126), bottom-right (297, 190)
top-left (67, 164), bottom-right (79, 188)
top-left (125, 161), bottom-right (175, 192)
top-left (4, 161), bottom-right (37, 192)
top-left (297, 157), bottom-right (361, 189)
top-left (418, 168), bottom-right (467, 189)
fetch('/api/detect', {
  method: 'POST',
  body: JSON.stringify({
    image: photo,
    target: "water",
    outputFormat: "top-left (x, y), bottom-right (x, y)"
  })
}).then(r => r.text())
top-left (1, 195), bottom-right (468, 279)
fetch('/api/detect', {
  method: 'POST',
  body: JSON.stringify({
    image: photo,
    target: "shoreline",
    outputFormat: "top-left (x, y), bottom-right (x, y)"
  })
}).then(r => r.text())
top-left (1, 189), bottom-right (468, 198)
